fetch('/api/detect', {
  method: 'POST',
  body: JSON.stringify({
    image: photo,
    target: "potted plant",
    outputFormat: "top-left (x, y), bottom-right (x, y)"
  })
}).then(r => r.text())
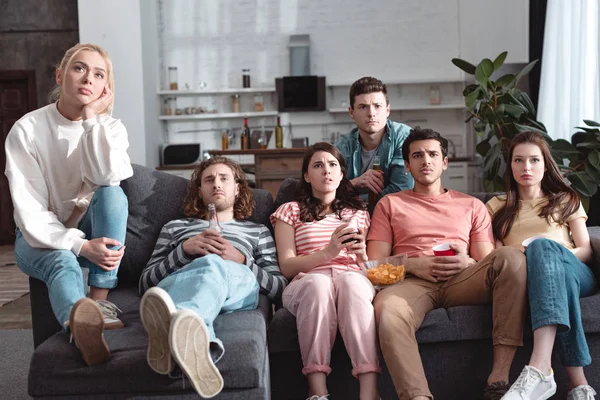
top-left (552, 119), bottom-right (600, 218)
top-left (451, 51), bottom-right (543, 193)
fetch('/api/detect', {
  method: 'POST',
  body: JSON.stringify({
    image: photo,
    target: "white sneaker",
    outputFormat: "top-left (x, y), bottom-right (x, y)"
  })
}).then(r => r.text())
top-left (501, 365), bottom-right (556, 400)
top-left (96, 299), bottom-right (124, 329)
top-left (170, 309), bottom-right (224, 398)
top-left (306, 396), bottom-right (330, 400)
top-left (568, 385), bottom-right (597, 400)
top-left (139, 287), bottom-right (177, 375)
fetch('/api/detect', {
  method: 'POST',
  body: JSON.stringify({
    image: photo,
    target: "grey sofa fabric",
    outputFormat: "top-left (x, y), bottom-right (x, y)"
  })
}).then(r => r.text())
top-left (27, 165), bottom-right (275, 399)
top-left (268, 179), bottom-right (600, 399)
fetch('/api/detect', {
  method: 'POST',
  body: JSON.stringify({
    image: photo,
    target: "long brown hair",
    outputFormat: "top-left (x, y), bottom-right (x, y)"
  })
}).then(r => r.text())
top-left (49, 43), bottom-right (115, 115)
top-left (183, 156), bottom-right (255, 220)
top-left (295, 142), bottom-right (365, 222)
top-left (492, 131), bottom-right (580, 241)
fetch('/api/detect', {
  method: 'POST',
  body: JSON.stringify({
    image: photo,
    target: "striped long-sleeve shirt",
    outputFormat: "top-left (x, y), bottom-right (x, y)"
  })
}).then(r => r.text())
top-left (138, 218), bottom-right (287, 300)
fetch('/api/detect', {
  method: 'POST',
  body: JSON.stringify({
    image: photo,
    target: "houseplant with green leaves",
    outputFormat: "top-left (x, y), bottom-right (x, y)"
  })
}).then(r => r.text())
top-left (451, 51), bottom-right (543, 193)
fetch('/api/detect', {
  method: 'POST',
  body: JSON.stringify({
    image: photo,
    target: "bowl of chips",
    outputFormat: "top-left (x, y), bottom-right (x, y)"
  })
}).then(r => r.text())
top-left (359, 255), bottom-right (407, 288)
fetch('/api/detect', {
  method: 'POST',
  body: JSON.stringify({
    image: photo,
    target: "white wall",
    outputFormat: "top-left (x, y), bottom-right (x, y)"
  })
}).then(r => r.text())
top-left (77, 0), bottom-right (529, 168)
top-left (78, 0), bottom-right (148, 166)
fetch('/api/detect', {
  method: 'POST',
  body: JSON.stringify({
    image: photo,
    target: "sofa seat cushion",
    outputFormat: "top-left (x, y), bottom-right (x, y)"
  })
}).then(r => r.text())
top-left (28, 287), bottom-right (269, 397)
top-left (268, 292), bottom-right (600, 353)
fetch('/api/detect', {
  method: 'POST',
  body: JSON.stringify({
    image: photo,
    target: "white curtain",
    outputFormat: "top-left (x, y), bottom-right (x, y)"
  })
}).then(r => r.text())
top-left (538, 0), bottom-right (600, 141)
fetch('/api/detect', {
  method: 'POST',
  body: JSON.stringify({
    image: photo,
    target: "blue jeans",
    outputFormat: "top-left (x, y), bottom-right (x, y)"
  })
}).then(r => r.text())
top-left (526, 238), bottom-right (598, 366)
top-left (15, 186), bottom-right (128, 327)
top-left (157, 254), bottom-right (259, 363)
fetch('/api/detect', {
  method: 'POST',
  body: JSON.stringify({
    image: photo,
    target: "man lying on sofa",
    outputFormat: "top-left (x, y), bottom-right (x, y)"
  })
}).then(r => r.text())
top-left (137, 156), bottom-right (287, 398)
top-left (366, 127), bottom-right (528, 400)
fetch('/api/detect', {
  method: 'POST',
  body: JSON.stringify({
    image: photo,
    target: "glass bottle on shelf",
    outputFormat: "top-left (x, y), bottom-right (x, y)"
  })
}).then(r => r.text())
top-left (231, 94), bottom-right (240, 113)
top-left (168, 67), bottom-right (178, 90)
top-left (242, 69), bottom-right (251, 88)
top-left (275, 116), bottom-right (283, 148)
top-left (240, 116), bottom-right (250, 150)
top-left (207, 203), bottom-right (223, 235)
top-left (221, 130), bottom-right (229, 150)
top-left (243, 116), bottom-right (251, 149)
top-left (254, 93), bottom-right (264, 112)
top-left (258, 126), bottom-right (267, 149)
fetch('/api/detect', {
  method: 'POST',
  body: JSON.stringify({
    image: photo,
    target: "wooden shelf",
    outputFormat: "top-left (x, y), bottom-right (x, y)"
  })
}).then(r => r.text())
top-left (328, 103), bottom-right (465, 113)
top-left (158, 87), bottom-right (276, 96)
top-left (159, 111), bottom-right (279, 121)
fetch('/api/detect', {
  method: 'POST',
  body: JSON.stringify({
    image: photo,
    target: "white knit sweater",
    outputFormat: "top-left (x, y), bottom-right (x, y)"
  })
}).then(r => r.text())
top-left (4, 103), bottom-right (133, 255)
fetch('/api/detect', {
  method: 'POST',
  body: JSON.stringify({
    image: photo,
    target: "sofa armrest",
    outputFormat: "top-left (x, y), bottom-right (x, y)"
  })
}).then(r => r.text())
top-left (589, 226), bottom-right (600, 280)
top-left (29, 277), bottom-right (62, 348)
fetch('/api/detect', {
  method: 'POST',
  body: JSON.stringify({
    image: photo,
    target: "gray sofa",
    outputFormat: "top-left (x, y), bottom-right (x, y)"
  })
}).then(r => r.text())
top-left (27, 164), bottom-right (275, 399)
top-left (26, 169), bottom-right (600, 400)
top-left (267, 178), bottom-right (600, 400)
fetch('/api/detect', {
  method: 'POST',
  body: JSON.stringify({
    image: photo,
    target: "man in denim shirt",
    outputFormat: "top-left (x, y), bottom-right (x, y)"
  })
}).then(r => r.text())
top-left (334, 77), bottom-right (414, 204)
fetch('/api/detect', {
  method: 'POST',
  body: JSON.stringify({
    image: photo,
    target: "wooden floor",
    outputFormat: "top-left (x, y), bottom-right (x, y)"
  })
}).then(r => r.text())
top-left (0, 245), bottom-right (32, 329)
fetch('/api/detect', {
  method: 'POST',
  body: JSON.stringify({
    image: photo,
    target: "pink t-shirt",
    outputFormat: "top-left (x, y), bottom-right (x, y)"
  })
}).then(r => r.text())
top-left (270, 201), bottom-right (370, 272)
top-left (367, 190), bottom-right (493, 257)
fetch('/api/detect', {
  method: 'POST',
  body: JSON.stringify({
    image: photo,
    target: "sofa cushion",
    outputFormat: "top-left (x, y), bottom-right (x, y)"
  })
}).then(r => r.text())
top-left (28, 287), bottom-right (271, 397)
top-left (118, 164), bottom-right (274, 286)
top-left (268, 292), bottom-right (600, 354)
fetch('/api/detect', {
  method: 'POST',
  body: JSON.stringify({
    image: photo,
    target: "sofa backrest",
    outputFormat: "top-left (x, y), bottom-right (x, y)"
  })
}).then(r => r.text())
top-left (118, 164), bottom-right (273, 286)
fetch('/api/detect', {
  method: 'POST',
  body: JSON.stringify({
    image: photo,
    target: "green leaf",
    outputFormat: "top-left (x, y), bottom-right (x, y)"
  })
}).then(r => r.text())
top-left (576, 142), bottom-right (600, 149)
top-left (452, 58), bottom-right (476, 75)
top-left (552, 139), bottom-right (580, 154)
top-left (476, 139), bottom-right (491, 157)
top-left (492, 52), bottom-right (508, 71)
top-left (580, 196), bottom-right (590, 212)
top-left (589, 150), bottom-right (600, 169)
top-left (514, 59), bottom-right (539, 86)
top-left (584, 162), bottom-right (600, 185)
top-left (462, 84), bottom-right (478, 97)
top-left (514, 123), bottom-right (547, 135)
top-left (475, 59), bottom-right (494, 83)
top-left (583, 119), bottom-right (600, 127)
top-left (494, 74), bottom-right (515, 88)
top-left (483, 141), bottom-right (502, 173)
top-left (574, 127), bottom-right (600, 134)
top-left (465, 87), bottom-right (480, 109)
top-left (567, 172), bottom-right (598, 198)
top-left (514, 91), bottom-right (537, 116)
top-left (496, 104), bottom-right (527, 119)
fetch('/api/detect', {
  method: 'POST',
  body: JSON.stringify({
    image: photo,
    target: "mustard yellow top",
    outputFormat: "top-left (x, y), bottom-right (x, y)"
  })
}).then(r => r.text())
top-left (486, 195), bottom-right (587, 249)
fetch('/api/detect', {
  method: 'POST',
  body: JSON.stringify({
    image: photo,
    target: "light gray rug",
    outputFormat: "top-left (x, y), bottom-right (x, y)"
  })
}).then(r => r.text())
top-left (0, 329), bottom-right (33, 399)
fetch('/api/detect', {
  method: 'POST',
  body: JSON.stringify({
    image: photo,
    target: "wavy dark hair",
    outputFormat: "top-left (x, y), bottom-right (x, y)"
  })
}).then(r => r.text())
top-left (492, 131), bottom-right (581, 241)
top-left (295, 142), bottom-right (365, 222)
top-left (183, 156), bottom-right (255, 220)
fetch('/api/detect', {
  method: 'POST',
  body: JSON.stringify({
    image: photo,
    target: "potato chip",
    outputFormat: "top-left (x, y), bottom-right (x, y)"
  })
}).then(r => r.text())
top-left (366, 263), bottom-right (405, 285)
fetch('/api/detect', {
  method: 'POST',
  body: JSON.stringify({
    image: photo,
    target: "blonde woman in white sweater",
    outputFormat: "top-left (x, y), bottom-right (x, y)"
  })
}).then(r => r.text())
top-left (4, 43), bottom-right (133, 366)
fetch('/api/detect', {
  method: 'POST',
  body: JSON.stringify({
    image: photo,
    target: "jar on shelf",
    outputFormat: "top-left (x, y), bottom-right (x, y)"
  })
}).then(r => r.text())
top-left (254, 93), bottom-right (264, 112)
top-left (168, 67), bottom-right (178, 90)
top-left (429, 85), bottom-right (441, 105)
top-left (242, 69), bottom-right (251, 88)
top-left (162, 98), bottom-right (172, 115)
top-left (231, 94), bottom-right (240, 113)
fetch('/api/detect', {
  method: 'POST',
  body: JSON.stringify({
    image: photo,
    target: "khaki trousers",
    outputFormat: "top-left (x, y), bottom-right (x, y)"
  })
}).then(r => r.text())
top-left (373, 247), bottom-right (527, 400)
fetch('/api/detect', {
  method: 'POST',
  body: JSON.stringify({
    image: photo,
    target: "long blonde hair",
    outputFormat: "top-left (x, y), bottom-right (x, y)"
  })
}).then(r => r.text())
top-left (48, 43), bottom-right (115, 114)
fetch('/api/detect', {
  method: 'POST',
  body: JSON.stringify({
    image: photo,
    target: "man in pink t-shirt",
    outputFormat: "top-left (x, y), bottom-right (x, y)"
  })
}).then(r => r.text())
top-left (367, 127), bottom-right (527, 400)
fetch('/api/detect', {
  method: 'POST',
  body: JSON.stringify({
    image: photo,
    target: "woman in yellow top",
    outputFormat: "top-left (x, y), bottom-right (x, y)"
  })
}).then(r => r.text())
top-left (486, 131), bottom-right (597, 400)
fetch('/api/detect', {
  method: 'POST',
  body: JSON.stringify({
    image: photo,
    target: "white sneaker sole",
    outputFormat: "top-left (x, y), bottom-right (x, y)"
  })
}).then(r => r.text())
top-left (69, 298), bottom-right (110, 366)
top-left (139, 287), bottom-right (176, 375)
top-left (170, 310), bottom-right (224, 398)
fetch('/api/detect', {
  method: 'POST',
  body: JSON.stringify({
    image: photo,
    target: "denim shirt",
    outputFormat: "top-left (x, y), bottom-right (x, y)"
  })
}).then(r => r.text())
top-left (334, 120), bottom-right (414, 196)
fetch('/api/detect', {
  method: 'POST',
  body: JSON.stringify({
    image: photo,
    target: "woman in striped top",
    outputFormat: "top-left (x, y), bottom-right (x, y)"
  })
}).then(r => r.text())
top-left (271, 142), bottom-right (380, 400)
